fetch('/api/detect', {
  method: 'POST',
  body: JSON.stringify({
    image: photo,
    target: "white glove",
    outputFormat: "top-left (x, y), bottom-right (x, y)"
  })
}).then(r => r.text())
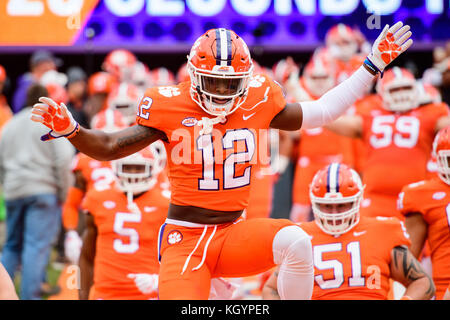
top-left (30, 97), bottom-right (79, 141)
top-left (127, 273), bottom-right (159, 295)
top-left (64, 230), bottom-right (82, 264)
top-left (209, 278), bottom-right (239, 300)
top-left (366, 21), bottom-right (413, 73)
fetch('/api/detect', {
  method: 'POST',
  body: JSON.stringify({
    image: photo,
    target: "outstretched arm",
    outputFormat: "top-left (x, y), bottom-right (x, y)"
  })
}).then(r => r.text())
top-left (270, 21), bottom-right (412, 131)
top-left (30, 96), bottom-right (167, 161)
top-left (390, 245), bottom-right (435, 300)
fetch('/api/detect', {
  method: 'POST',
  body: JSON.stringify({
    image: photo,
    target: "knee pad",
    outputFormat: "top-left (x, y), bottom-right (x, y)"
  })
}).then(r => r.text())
top-left (272, 225), bottom-right (312, 266)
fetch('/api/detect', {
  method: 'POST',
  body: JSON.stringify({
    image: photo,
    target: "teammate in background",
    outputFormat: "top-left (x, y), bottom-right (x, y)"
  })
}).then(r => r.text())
top-left (79, 145), bottom-right (169, 300)
top-left (84, 72), bottom-right (116, 124)
top-left (151, 67), bottom-right (176, 86)
top-left (31, 23), bottom-right (413, 299)
top-left (398, 126), bottom-right (450, 299)
top-left (318, 24), bottom-right (367, 84)
top-left (107, 82), bottom-right (141, 126)
top-left (62, 110), bottom-right (126, 264)
top-left (326, 67), bottom-right (450, 220)
top-left (284, 56), bottom-right (355, 223)
top-left (102, 49), bottom-right (138, 84)
top-left (262, 163), bottom-right (435, 300)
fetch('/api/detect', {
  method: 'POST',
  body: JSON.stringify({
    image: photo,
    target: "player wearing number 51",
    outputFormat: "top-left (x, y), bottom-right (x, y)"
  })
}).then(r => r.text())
top-left (31, 23), bottom-right (412, 299)
top-left (262, 163), bottom-right (435, 300)
top-left (325, 67), bottom-right (450, 220)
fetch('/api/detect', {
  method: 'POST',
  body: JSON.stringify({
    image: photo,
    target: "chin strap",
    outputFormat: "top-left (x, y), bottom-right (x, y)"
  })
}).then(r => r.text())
top-left (126, 191), bottom-right (142, 216)
top-left (197, 112), bottom-right (227, 135)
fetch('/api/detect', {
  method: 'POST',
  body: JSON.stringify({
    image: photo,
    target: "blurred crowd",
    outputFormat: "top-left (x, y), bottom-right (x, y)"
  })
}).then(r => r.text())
top-left (0, 23), bottom-right (449, 300)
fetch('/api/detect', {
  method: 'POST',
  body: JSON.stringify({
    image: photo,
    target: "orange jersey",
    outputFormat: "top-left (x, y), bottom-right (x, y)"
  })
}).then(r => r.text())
top-left (356, 96), bottom-right (449, 198)
top-left (299, 216), bottom-right (410, 300)
top-left (292, 126), bottom-right (355, 205)
top-left (82, 184), bottom-right (170, 299)
top-left (71, 152), bottom-right (115, 192)
top-left (245, 164), bottom-right (275, 219)
top-left (335, 55), bottom-right (366, 84)
top-left (398, 177), bottom-right (450, 299)
top-left (136, 75), bottom-right (286, 211)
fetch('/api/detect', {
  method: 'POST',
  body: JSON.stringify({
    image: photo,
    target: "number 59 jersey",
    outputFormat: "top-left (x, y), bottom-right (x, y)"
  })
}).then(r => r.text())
top-left (299, 216), bottom-right (411, 300)
top-left (356, 96), bottom-right (449, 197)
top-left (136, 76), bottom-right (286, 211)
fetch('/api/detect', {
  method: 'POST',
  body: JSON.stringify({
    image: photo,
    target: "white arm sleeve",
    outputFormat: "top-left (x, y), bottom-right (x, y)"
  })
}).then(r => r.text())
top-left (300, 66), bottom-right (374, 129)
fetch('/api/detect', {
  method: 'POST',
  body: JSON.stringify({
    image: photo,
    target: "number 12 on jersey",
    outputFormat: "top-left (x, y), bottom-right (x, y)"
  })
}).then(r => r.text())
top-left (197, 129), bottom-right (256, 190)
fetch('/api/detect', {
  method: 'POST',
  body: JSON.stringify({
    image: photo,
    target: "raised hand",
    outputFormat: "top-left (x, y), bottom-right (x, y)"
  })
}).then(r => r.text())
top-left (31, 97), bottom-right (79, 141)
top-left (366, 21), bottom-right (413, 74)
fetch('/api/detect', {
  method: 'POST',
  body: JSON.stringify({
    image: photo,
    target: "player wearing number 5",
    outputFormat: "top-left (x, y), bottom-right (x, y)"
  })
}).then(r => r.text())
top-left (78, 145), bottom-right (169, 300)
top-left (263, 163), bottom-right (435, 300)
top-left (398, 127), bottom-right (450, 299)
top-left (31, 24), bottom-right (412, 299)
top-left (326, 67), bottom-right (450, 220)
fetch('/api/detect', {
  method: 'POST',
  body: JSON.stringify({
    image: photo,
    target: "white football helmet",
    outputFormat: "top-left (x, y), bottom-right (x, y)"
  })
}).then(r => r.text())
top-left (111, 143), bottom-right (165, 195)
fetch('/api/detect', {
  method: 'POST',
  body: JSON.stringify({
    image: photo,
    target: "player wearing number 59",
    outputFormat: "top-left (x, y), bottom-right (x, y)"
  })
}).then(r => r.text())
top-left (262, 163), bottom-right (435, 300)
top-left (325, 67), bottom-right (450, 220)
top-left (32, 24), bottom-right (412, 299)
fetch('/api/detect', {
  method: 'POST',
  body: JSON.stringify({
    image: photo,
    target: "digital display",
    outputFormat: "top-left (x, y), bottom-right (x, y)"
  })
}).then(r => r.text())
top-left (0, 0), bottom-right (448, 52)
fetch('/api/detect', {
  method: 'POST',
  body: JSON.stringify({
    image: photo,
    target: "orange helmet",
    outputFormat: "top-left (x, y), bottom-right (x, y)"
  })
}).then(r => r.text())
top-left (111, 143), bottom-right (165, 195)
top-left (107, 82), bottom-right (140, 126)
top-left (90, 109), bottom-right (126, 132)
top-left (433, 126), bottom-right (450, 185)
top-left (176, 63), bottom-right (190, 83)
top-left (151, 67), bottom-right (175, 86)
top-left (187, 28), bottom-right (253, 116)
top-left (45, 83), bottom-right (68, 105)
top-left (376, 67), bottom-right (419, 112)
top-left (325, 24), bottom-right (358, 62)
top-left (417, 81), bottom-right (442, 105)
top-left (302, 56), bottom-right (336, 98)
top-left (102, 49), bottom-right (137, 82)
top-left (310, 163), bottom-right (364, 235)
top-left (272, 57), bottom-right (299, 85)
top-left (131, 61), bottom-right (152, 93)
top-left (0, 65), bottom-right (6, 82)
top-left (88, 72), bottom-right (115, 96)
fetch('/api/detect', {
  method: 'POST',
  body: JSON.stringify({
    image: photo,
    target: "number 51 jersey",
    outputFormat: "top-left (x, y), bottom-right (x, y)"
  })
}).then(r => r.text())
top-left (136, 75), bottom-right (286, 212)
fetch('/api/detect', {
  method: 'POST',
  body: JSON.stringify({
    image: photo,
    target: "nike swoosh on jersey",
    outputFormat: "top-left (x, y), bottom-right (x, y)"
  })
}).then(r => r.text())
top-left (353, 231), bottom-right (367, 237)
top-left (243, 112), bottom-right (256, 121)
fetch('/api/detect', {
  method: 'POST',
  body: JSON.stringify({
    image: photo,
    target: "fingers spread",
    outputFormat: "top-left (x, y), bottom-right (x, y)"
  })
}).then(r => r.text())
top-left (394, 25), bottom-right (411, 41)
top-left (30, 114), bottom-right (44, 123)
top-left (396, 31), bottom-right (412, 46)
top-left (39, 96), bottom-right (59, 109)
top-left (388, 21), bottom-right (403, 35)
top-left (32, 103), bottom-right (50, 113)
top-left (400, 39), bottom-right (414, 52)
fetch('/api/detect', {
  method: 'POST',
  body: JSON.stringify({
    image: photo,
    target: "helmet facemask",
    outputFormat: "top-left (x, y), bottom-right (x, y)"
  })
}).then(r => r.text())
top-left (436, 150), bottom-right (450, 185)
top-left (112, 153), bottom-right (162, 196)
top-left (310, 192), bottom-right (362, 236)
top-left (188, 61), bottom-right (253, 117)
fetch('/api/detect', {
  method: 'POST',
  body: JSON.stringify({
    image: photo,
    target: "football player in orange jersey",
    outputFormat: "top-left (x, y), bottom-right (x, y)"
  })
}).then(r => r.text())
top-left (284, 55), bottom-right (356, 223)
top-left (262, 163), bottom-right (435, 300)
top-left (31, 24), bottom-right (413, 299)
top-left (318, 24), bottom-right (368, 84)
top-left (326, 67), bottom-right (450, 220)
top-left (84, 72), bottom-right (116, 122)
top-left (62, 109), bottom-right (126, 264)
top-left (102, 49), bottom-right (138, 84)
top-left (398, 126), bottom-right (450, 299)
top-left (79, 145), bottom-right (169, 300)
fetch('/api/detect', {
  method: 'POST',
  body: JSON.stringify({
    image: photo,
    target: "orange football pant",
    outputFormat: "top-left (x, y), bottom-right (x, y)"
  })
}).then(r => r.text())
top-left (158, 217), bottom-right (293, 299)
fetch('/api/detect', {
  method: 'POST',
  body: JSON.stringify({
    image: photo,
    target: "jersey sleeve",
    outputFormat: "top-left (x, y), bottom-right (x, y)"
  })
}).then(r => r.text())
top-left (135, 87), bottom-right (171, 139)
top-left (268, 77), bottom-right (287, 118)
top-left (397, 181), bottom-right (427, 217)
top-left (378, 216), bottom-right (411, 248)
top-left (81, 189), bottom-right (97, 215)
